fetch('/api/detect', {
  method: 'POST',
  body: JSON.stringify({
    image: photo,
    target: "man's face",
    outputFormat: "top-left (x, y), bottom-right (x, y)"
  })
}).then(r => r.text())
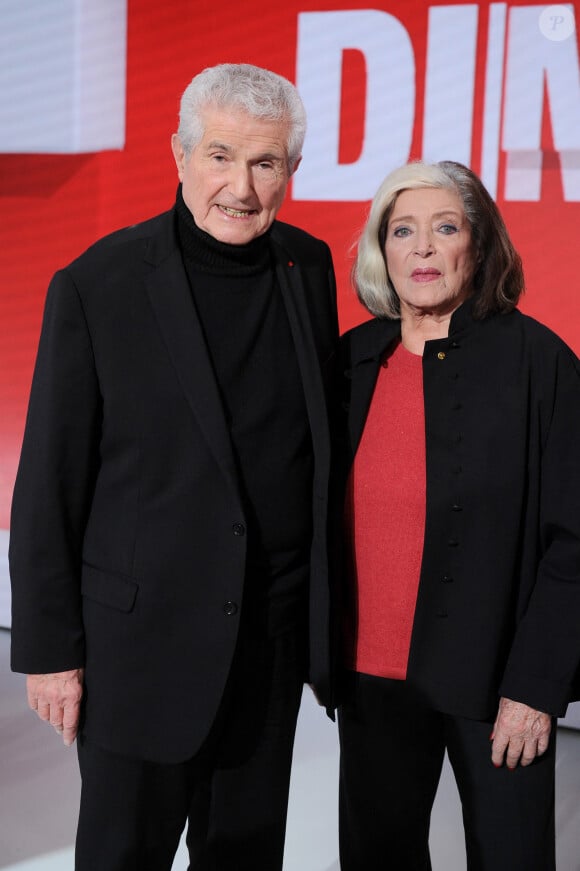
top-left (172, 106), bottom-right (299, 245)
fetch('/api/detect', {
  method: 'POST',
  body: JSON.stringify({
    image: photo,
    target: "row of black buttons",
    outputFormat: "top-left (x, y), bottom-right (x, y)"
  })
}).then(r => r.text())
top-left (442, 348), bottom-right (462, 618)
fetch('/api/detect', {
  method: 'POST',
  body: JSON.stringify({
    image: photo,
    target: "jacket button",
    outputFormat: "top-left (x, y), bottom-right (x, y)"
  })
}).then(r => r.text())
top-left (448, 538), bottom-right (459, 547)
top-left (223, 601), bottom-right (238, 616)
top-left (436, 609), bottom-right (448, 618)
top-left (232, 523), bottom-right (246, 536)
top-left (442, 575), bottom-right (454, 583)
top-left (437, 351), bottom-right (446, 360)
top-left (451, 504), bottom-right (462, 512)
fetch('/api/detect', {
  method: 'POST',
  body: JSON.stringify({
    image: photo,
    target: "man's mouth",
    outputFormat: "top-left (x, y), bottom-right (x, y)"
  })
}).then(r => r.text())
top-left (218, 205), bottom-right (256, 218)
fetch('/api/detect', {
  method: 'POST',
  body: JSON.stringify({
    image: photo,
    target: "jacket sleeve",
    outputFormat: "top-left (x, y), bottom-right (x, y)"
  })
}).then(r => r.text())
top-left (9, 269), bottom-right (101, 674)
top-left (499, 345), bottom-right (580, 715)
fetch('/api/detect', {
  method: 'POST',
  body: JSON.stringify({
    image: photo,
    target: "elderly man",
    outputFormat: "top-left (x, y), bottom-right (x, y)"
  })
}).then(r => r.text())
top-left (9, 63), bottom-right (338, 870)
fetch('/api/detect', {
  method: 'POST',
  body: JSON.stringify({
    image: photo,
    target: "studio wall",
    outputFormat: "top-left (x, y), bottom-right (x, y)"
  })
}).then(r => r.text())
top-left (1, 1), bottom-right (579, 628)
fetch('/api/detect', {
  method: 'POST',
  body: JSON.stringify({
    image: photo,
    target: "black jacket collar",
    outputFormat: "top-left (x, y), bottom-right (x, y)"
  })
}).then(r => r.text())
top-left (345, 295), bottom-right (482, 367)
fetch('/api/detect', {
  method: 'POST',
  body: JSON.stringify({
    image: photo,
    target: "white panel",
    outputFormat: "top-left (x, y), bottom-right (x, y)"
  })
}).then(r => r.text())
top-left (0, 0), bottom-right (127, 153)
top-left (0, 530), bottom-right (10, 629)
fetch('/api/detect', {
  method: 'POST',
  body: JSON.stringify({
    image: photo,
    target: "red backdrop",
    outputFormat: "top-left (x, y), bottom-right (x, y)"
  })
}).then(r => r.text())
top-left (1, 0), bottom-right (579, 527)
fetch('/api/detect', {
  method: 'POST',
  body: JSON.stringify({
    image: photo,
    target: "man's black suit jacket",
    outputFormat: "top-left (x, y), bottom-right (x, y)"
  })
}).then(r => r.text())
top-left (9, 208), bottom-right (339, 763)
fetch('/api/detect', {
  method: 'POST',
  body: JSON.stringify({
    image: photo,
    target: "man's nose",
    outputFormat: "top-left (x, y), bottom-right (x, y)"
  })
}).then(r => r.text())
top-left (229, 164), bottom-right (254, 200)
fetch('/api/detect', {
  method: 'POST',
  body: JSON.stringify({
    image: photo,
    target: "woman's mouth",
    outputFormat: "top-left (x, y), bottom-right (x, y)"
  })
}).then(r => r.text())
top-left (412, 268), bottom-right (441, 282)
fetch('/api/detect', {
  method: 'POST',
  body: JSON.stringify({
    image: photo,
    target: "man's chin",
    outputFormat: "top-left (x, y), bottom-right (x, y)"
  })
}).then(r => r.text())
top-left (209, 221), bottom-right (267, 246)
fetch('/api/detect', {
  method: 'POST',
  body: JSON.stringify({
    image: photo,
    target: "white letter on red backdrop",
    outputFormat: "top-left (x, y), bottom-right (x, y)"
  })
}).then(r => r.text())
top-left (422, 5), bottom-right (479, 166)
top-left (294, 10), bottom-right (414, 201)
top-left (480, 3), bottom-right (508, 200)
top-left (503, 4), bottom-right (580, 201)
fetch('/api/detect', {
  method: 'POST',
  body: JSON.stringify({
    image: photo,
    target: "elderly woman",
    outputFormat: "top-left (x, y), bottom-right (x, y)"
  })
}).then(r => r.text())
top-left (337, 160), bottom-right (580, 871)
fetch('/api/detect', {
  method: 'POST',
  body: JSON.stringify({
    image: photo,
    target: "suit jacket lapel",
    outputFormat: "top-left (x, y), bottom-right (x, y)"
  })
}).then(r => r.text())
top-left (144, 224), bottom-right (240, 498)
top-left (271, 240), bottom-right (330, 483)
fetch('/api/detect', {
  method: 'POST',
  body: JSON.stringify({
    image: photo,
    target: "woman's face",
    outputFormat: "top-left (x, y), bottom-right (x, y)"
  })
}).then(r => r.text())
top-left (384, 186), bottom-right (477, 320)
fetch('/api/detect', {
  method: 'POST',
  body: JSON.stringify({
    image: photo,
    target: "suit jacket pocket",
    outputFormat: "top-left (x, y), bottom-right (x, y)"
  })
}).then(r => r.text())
top-left (81, 563), bottom-right (139, 613)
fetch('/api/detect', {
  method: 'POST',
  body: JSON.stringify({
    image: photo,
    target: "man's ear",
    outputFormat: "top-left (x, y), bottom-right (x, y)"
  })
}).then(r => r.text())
top-left (171, 134), bottom-right (186, 179)
top-left (289, 155), bottom-right (302, 177)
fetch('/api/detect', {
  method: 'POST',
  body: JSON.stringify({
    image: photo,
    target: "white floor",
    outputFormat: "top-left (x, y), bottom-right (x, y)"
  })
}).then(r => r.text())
top-left (1, 628), bottom-right (579, 870)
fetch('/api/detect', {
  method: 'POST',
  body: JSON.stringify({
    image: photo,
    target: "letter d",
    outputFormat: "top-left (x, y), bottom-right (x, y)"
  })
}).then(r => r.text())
top-left (294, 10), bottom-right (415, 202)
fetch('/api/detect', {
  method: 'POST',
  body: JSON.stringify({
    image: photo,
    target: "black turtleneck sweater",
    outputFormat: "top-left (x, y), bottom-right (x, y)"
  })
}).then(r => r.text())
top-left (175, 188), bottom-right (313, 631)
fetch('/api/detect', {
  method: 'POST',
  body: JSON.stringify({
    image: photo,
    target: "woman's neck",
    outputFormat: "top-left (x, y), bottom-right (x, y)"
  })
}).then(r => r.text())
top-left (400, 309), bottom-right (454, 355)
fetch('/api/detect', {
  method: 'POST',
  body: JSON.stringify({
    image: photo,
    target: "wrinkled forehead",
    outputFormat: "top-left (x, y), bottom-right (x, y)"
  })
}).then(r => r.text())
top-left (197, 105), bottom-right (291, 157)
top-left (390, 185), bottom-right (466, 217)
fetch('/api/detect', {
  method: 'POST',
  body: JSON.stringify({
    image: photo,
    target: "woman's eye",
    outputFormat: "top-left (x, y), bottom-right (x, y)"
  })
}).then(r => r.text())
top-left (439, 223), bottom-right (458, 234)
top-left (393, 226), bottom-right (411, 238)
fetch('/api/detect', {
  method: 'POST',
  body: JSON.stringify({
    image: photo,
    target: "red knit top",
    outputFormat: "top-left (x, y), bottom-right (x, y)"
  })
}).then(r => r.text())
top-left (344, 340), bottom-right (426, 679)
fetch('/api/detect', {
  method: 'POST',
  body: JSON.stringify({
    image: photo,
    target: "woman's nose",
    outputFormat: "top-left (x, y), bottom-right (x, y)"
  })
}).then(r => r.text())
top-left (414, 233), bottom-right (434, 256)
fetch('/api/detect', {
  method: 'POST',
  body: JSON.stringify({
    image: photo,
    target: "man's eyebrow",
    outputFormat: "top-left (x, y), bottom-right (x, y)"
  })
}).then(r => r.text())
top-left (205, 141), bottom-right (285, 162)
top-left (206, 140), bottom-right (233, 152)
top-left (255, 152), bottom-right (285, 162)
